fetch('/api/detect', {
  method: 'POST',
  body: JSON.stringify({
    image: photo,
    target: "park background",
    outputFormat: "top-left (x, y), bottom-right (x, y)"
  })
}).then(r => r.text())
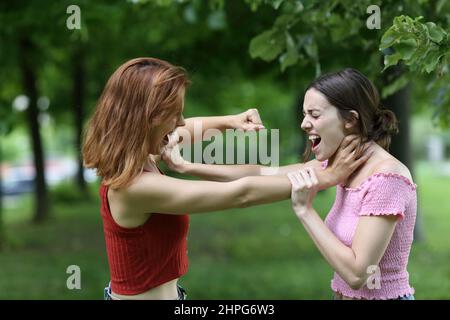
top-left (0, 0), bottom-right (449, 299)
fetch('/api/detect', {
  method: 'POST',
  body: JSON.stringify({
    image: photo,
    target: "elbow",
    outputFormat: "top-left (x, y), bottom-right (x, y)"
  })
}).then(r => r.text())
top-left (237, 191), bottom-right (253, 209)
top-left (233, 177), bottom-right (255, 208)
top-left (345, 267), bottom-right (368, 290)
top-left (237, 197), bottom-right (251, 208)
top-left (347, 275), bottom-right (365, 290)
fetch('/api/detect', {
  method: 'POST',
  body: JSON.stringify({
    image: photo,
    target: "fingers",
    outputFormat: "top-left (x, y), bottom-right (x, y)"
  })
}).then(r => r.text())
top-left (340, 134), bottom-right (359, 149)
top-left (354, 140), bottom-right (371, 159)
top-left (288, 169), bottom-right (319, 190)
top-left (342, 136), bottom-right (360, 153)
top-left (245, 108), bottom-right (265, 131)
top-left (247, 108), bottom-right (263, 124)
top-left (299, 169), bottom-right (312, 188)
top-left (165, 131), bottom-right (183, 151)
top-left (350, 147), bottom-right (374, 170)
top-left (287, 172), bottom-right (301, 189)
top-left (307, 167), bottom-right (319, 186)
top-left (302, 167), bottom-right (319, 189)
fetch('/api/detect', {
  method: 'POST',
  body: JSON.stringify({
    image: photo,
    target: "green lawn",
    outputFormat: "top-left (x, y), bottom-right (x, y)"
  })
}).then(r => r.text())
top-left (0, 161), bottom-right (449, 299)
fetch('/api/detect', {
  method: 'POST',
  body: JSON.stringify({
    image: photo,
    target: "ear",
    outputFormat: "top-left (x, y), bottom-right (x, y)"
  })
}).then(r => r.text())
top-left (344, 110), bottom-right (359, 129)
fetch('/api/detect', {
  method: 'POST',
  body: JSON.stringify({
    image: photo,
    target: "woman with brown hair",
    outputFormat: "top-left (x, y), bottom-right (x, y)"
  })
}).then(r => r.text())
top-left (287, 68), bottom-right (416, 300)
top-left (82, 58), bottom-right (370, 300)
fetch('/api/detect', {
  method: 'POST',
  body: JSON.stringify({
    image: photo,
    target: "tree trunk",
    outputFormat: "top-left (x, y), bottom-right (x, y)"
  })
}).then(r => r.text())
top-left (382, 71), bottom-right (424, 242)
top-left (19, 37), bottom-right (50, 224)
top-left (73, 47), bottom-right (88, 195)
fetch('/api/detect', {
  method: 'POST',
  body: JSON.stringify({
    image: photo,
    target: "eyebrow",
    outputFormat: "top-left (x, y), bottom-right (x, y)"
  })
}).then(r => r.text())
top-left (302, 108), bottom-right (321, 115)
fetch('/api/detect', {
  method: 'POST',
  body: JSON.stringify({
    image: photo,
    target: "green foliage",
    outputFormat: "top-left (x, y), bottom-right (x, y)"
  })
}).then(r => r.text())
top-left (380, 15), bottom-right (450, 127)
top-left (380, 16), bottom-right (449, 73)
top-left (381, 73), bottom-right (410, 99)
top-left (245, 0), bottom-right (288, 11)
top-left (249, 29), bottom-right (286, 62)
top-left (0, 102), bottom-right (15, 137)
top-left (51, 182), bottom-right (86, 204)
top-left (248, 0), bottom-right (372, 73)
top-left (244, 0), bottom-right (450, 127)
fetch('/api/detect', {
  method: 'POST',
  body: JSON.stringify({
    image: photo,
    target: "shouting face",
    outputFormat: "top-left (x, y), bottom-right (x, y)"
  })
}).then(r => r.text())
top-left (301, 88), bottom-right (347, 161)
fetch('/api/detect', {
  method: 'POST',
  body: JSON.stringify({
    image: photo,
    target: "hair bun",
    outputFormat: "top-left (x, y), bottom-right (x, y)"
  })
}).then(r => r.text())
top-left (372, 107), bottom-right (399, 142)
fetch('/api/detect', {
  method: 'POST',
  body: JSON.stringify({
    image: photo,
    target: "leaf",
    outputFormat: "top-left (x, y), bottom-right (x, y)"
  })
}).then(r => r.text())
top-left (271, 0), bottom-right (285, 10)
top-left (383, 52), bottom-right (402, 70)
top-left (249, 29), bottom-right (285, 61)
top-left (279, 32), bottom-right (298, 71)
top-left (274, 14), bottom-right (296, 29)
top-left (395, 38), bottom-right (417, 60)
top-left (426, 22), bottom-right (445, 43)
top-left (380, 29), bottom-right (400, 50)
top-left (303, 39), bottom-right (318, 60)
top-left (381, 74), bottom-right (410, 99)
top-left (423, 49), bottom-right (445, 73)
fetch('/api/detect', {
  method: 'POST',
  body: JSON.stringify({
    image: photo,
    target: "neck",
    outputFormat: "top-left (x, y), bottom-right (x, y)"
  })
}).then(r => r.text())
top-left (343, 142), bottom-right (381, 186)
top-left (143, 155), bottom-right (159, 172)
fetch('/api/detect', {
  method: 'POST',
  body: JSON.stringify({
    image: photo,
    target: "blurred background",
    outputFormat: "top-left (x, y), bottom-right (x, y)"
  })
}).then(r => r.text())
top-left (0, 0), bottom-right (449, 299)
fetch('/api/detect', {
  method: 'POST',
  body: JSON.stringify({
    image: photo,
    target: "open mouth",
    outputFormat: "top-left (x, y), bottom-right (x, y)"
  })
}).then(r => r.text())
top-left (309, 134), bottom-right (321, 150)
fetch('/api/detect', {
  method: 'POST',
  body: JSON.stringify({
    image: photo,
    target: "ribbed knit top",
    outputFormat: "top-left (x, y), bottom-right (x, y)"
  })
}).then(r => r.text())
top-left (324, 172), bottom-right (417, 299)
top-left (99, 170), bottom-right (189, 295)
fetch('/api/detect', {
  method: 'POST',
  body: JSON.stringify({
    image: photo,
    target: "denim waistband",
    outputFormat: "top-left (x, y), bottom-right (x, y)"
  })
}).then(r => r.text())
top-left (104, 282), bottom-right (187, 300)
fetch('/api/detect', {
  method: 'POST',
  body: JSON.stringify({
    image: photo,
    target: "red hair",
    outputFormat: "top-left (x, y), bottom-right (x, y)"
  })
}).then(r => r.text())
top-left (82, 57), bottom-right (190, 189)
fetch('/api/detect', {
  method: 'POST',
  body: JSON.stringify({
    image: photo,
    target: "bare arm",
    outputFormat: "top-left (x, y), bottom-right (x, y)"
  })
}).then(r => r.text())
top-left (163, 134), bottom-right (372, 189)
top-left (287, 163), bottom-right (406, 290)
top-left (177, 109), bottom-right (264, 143)
top-left (120, 173), bottom-right (291, 215)
top-left (295, 208), bottom-right (397, 289)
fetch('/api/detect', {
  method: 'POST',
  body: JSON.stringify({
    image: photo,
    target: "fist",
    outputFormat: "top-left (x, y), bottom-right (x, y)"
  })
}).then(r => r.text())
top-left (236, 108), bottom-right (265, 131)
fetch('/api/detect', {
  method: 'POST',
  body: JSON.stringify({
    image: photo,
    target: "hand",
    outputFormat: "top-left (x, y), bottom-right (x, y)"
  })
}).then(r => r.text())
top-left (234, 108), bottom-right (265, 131)
top-left (326, 135), bottom-right (374, 185)
top-left (287, 168), bottom-right (319, 217)
top-left (161, 131), bottom-right (190, 173)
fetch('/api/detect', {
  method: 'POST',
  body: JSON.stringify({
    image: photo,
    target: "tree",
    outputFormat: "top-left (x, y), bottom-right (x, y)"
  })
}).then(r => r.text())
top-left (0, 101), bottom-right (15, 249)
top-left (380, 15), bottom-right (450, 128)
top-left (241, 0), bottom-right (449, 241)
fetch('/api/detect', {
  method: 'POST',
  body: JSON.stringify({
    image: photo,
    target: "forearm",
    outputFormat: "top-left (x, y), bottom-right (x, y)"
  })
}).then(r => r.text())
top-left (241, 175), bottom-right (291, 207)
top-left (182, 116), bottom-right (236, 142)
top-left (315, 169), bottom-right (338, 190)
top-left (179, 161), bottom-right (308, 182)
top-left (277, 161), bottom-right (337, 190)
top-left (182, 162), bottom-right (262, 182)
top-left (297, 208), bottom-right (364, 289)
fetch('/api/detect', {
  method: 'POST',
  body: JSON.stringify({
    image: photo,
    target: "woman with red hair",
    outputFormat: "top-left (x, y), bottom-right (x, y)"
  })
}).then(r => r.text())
top-left (82, 57), bottom-right (370, 300)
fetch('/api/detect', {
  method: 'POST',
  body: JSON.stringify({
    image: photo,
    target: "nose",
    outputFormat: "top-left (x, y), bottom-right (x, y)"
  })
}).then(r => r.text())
top-left (300, 116), bottom-right (311, 132)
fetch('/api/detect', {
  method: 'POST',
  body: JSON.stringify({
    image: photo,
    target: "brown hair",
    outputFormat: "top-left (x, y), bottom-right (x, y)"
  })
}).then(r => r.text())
top-left (82, 57), bottom-right (190, 189)
top-left (303, 68), bottom-right (398, 161)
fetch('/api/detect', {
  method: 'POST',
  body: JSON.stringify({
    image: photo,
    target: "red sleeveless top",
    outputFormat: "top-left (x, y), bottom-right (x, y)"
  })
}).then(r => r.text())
top-left (99, 169), bottom-right (189, 295)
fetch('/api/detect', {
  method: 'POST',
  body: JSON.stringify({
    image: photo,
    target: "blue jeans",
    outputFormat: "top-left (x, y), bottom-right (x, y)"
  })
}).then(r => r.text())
top-left (104, 282), bottom-right (187, 300)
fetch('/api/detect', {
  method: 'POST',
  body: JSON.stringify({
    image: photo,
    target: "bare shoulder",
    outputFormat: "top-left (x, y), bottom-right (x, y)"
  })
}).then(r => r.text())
top-left (108, 172), bottom-right (171, 227)
top-left (124, 171), bottom-right (170, 194)
top-left (372, 157), bottom-right (412, 181)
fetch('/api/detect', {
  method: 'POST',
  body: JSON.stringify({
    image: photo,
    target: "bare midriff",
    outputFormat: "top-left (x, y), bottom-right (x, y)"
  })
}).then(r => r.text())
top-left (110, 278), bottom-right (179, 300)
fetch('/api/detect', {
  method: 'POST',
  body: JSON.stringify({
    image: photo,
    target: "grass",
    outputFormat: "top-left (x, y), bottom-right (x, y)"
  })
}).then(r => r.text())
top-left (0, 162), bottom-right (449, 299)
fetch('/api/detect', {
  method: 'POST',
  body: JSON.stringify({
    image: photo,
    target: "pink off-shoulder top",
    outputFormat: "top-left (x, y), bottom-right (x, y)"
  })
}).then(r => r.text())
top-left (324, 168), bottom-right (417, 299)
